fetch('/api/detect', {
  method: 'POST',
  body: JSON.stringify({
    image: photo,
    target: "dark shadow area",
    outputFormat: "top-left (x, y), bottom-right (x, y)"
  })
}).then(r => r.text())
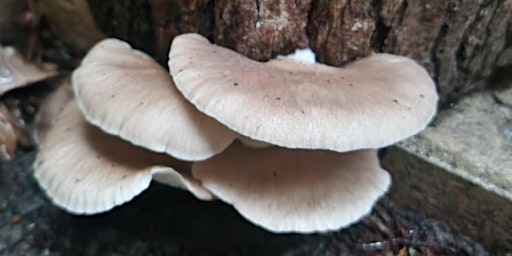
top-left (0, 150), bottom-right (498, 255)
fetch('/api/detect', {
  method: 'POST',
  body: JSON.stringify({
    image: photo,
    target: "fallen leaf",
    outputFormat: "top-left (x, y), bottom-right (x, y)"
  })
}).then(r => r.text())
top-left (10, 214), bottom-right (22, 224)
top-left (0, 103), bottom-right (19, 160)
top-left (0, 45), bottom-right (57, 95)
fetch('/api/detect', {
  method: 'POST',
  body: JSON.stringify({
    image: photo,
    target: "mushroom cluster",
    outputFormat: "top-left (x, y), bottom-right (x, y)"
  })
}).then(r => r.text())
top-left (33, 33), bottom-right (438, 233)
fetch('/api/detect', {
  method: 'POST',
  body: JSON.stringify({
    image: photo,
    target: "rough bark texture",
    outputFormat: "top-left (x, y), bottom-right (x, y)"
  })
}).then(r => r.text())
top-left (214, 0), bottom-right (311, 61)
top-left (40, 0), bottom-right (105, 55)
top-left (82, 0), bottom-right (512, 104)
top-left (0, 0), bottom-right (40, 59)
top-left (1, 1), bottom-right (510, 102)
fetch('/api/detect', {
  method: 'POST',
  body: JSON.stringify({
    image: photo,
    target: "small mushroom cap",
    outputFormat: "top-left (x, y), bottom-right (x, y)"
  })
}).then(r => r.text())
top-left (72, 38), bottom-right (237, 161)
top-left (169, 33), bottom-right (438, 152)
top-left (192, 142), bottom-right (391, 233)
top-left (34, 101), bottom-right (212, 215)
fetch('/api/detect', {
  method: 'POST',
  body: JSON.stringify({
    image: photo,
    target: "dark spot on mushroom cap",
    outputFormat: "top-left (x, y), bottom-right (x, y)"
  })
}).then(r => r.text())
top-left (420, 94), bottom-right (425, 98)
top-left (276, 97), bottom-right (281, 101)
top-left (75, 178), bottom-right (82, 183)
top-left (392, 99), bottom-right (398, 103)
top-left (273, 171), bottom-right (278, 177)
top-left (234, 82), bottom-right (239, 86)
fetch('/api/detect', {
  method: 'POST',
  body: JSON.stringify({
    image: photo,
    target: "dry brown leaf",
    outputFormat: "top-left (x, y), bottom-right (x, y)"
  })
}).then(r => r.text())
top-left (397, 246), bottom-right (408, 256)
top-left (0, 103), bottom-right (20, 160)
top-left (0, 45), bottom-right (57, 95)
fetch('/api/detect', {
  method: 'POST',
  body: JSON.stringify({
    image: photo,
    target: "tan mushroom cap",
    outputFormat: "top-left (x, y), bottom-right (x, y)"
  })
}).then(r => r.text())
top-left (72, 38), bottom-right (238, 161)
top-left (169, 33), bottom-right (438, 152)
top-left (192, 142), bottom-right (391, 233)
top-left (34, 101), bottom-right (212, 215)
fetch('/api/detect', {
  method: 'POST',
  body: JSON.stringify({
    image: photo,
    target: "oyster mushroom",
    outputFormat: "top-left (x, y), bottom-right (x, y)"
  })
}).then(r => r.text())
top-left (34, 101), bottom-right (212, 214)
top-left (72, 38), bottom-right (238, 161)
top-left (169, 33), bottom-right (438, 152)
top-left (192, 142), bottom-right (391, 233)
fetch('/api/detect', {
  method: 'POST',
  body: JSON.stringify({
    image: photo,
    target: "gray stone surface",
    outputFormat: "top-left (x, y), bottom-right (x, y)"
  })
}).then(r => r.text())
top-left (403, 86), bottom-right (512, 200)
top-left (382, 85), bottom-right (512, 250)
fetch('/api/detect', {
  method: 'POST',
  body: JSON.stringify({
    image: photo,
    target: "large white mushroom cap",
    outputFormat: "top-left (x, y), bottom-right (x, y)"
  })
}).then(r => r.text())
top-left (72, 38), bottom-right (238, 161)
top-left (34, 101), bottom-right (213, 215)
top-left (192, 142), bottom-right (391, 233)
top-left (169, 33), bottom-right (438, 152)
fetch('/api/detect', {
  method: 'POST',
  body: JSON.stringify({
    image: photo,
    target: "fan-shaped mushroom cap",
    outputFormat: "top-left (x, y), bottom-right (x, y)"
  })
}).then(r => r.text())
top-left (192, 142), bottom-right (391, 233)
top-left (34, 101), bottom-right (212, 215)
top-left (72, 38), bottom-right (237, 161)
top-left (169, 33), bottom-right (438, 152)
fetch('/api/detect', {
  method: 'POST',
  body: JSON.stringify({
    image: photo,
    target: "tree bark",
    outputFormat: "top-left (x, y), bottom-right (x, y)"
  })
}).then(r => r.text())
top-left (26, 0), bottom-right (512, 104)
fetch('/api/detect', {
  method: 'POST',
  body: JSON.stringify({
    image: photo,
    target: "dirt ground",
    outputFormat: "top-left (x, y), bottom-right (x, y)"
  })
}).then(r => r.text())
top-left (0, 148), bottom-right (501, 256)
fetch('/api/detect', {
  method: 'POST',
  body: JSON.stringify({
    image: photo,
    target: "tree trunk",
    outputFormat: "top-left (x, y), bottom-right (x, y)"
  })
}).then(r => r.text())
top-left (84, 0), bottom-right (512, 104)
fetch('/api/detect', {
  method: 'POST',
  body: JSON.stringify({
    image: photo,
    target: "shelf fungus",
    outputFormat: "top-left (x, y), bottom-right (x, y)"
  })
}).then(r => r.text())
top-left (72, 39), bottom-right (238, 161)
top-left (167, 33), bottom-right (438, 232)
top-left (169, 33), bottom-right (438, 152)
top-left (34, 101), bottom-right (212, 214)
top-left (192, 142), bottom-right (390, 233)
top-left (34, 34), bottom-right (438, 233)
